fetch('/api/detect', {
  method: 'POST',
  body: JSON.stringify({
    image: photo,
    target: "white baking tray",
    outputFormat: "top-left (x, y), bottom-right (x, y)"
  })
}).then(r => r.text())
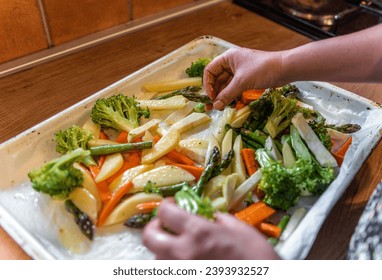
top-left (1, 36), bottom-right (381, 260)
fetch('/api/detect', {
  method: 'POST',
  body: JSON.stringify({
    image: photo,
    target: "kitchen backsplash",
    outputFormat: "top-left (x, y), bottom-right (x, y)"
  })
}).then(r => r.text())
top-left (0, 0), bottom-right (208, 64)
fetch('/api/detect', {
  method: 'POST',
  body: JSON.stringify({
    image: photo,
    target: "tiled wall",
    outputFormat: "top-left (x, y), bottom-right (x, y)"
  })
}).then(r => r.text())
top-left (0, 0), bottom-right (205, 65)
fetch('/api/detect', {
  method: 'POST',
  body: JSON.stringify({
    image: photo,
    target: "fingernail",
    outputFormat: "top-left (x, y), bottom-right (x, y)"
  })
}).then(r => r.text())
top-left (213, 100), bottom-right (224, 111)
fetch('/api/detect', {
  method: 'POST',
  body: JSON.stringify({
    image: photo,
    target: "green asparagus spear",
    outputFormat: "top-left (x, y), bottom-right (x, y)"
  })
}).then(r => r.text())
top-left (154, 86), bottom-right (212, 104)
top-left (64, 199), bottom-right (94, 240)
top-left (211, 149), bottom-right (234, 177)
top-left (193, 146), bottom-right (220, 196)
top-left (124, 213), bottom-right (153, 228)
top-left (89, 141), bottom-right (152, 155)
top-left (144, 181), bottom-right (190, 197)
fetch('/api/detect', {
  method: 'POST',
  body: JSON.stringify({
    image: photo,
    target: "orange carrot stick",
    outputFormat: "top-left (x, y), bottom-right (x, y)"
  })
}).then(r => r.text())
top-left (166, 150), bottom-right (195, 165)
top-left (99, 131), bottom-right (109, 140)
top-left (240, 89), bottom-right (265, 104)
top-left (234, 201), bottom-right (276, 227)
top-left (235, 100), bottom-right (246, 110)
top-left (115, 131), bottom-right (128, 143)
top-left (97, 181), bottom-right (134, 227)
top-left (136, 201), bottom-right (161, 213)
top-left (258, 222), bottom-right (282, 238)
top-left (167, 163), bottom-right (204, 180)
top-left (241, 148), bottom-right (260, 176)
top-left (332, 136), bottom-right (352, 166)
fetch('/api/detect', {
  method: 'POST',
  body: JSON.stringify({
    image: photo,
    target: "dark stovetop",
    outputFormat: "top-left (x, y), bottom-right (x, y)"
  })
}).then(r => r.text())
top-left (234, 0), bottom-right (382, 40)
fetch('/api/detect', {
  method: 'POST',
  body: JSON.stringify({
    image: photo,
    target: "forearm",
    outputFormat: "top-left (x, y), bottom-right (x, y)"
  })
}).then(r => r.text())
top-left (280, 24), bottom-right (382, 84)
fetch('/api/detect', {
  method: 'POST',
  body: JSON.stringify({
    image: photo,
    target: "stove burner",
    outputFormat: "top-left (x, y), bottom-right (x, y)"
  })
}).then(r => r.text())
top-left (278, 0), bottom-right (359, 26)
top-left (233, 0), bottom-right (382, 40)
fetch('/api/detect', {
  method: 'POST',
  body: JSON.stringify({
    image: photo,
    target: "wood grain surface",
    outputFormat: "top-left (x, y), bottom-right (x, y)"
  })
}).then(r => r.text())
top-left (1, 0), bottom-right (381, 260)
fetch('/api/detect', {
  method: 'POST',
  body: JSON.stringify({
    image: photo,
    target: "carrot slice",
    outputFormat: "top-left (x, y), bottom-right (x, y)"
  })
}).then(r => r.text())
top-left (166, 150), bottom-right (195, 165)
top-left (241, 148), bottom-right (260, 176)
top-left (234, 201), bottom-right (276, 227)
top-left (235, 100), bottom-right (246, 110)
top-left (240, 89), bottom-right (265, 104)
top-left (167, 163), bottom-right (204, 180)
top-left (97, 181), bottom-right (134, 227)
top-left (106, 152), bottom-right (141, 184)
top-left (332, 136), bottom-right (352, 166)
top-left (87, 164), bottom-right (111, 202)
top-left (115, 131), bottom-right (128, 143)
top-left (136, 201), bottom-right (161, 213)
top-left (258, 222), bottom-right (282, 238)
top-left (99, 131), bottom-right (109, 140)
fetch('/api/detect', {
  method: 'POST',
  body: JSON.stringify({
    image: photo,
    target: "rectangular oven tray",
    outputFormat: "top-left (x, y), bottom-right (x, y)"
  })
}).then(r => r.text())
top-left (1, 36), bottom-right (382, 259)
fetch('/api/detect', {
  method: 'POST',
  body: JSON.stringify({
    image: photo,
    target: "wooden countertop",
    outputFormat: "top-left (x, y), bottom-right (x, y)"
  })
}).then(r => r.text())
top-left (1, 0), bottom-right (381, 260)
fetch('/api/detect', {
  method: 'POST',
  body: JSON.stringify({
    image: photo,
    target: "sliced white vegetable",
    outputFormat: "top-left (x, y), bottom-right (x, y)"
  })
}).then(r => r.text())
top-left (142, 77), bottom-right (202, 92)
top-left (221, 129), bottom-right (233, 175)
top-left (282, 142), bottom-right (296, 168)
top-left (164, 101), bottom-right (198, 125)
top-left (292, 113), bottom-right (338, 167)
top-left (132, 165), bottom-right (195, 191)
top-left (141, 128), bottom-right (180, 164)
top-left (328, 128), bottom-right (350, 154)
top-left (176, 146), bottom-right (206, 164)
top-left (230, 110), bottom-right (251, 128)
top-left (214, 107), bottom-right (235, 143)
top-left (69, 188), bottom-right (98, 223)
top-left (177, 138), bottom-right (208, 149)
top-left (128, 118), bottom-right (160, 142)
top-left (204, 134), bottom-right (220, 166)
top-left (222, 173), bottom-right (240, 207)
top-left (232, 135), bottom-right (247, 184)
top-left (234, 105), bottom-right (251, 119)
top-left (211, 197), bottom-right (227, 211)
top-left (138, 96), bottom-right (187, 111)
top-left (229, 169), bottom-right (262, 211)
top-left (82, 117), bottom-right (100, 139)
top-left (103, 193), bottom-right (163, 226)
top-left (204, 175), bottom-right (227, 200)
top-left (95, 153), bottom-right (124, 183)
top-left (73, 163), bottom-right (101, 212)
top-left (109, 164), bottom-right (154, 193)
top-left (278, 207), bottom-right (307, 242)
top-left (265, 136), bottom-right (283, 162)
top-left (172, 112), bottom-right (211, 134)
top-left (142, 130), bottom-right (154, 142)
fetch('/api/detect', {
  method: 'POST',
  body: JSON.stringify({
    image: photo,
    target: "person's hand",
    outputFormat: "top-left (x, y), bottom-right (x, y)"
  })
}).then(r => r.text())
top-left (203, 47), bottom-right (283, 110)
top-left (142, 199), bottom-right (280, 260)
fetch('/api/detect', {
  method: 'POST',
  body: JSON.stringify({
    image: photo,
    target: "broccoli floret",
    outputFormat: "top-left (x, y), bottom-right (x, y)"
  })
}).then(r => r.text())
top-left (185, 58), bottom-right (212, 78)
top-left (28, 148), bottom-right (90, 199)
top-left (54, 125), bottom-right (96, 166)
top-left (307, 114), bottom-right (332, 150)
top-left (290, 124), bottom-right (334, 195)
top-left (175, 186), bottom-right (215, 220)
top-left (91, 94), bottom-right (150, 132)
top-left (256, 149), bottom-right (300, 211)
top-left (263, 89), bottom-right (299, 138)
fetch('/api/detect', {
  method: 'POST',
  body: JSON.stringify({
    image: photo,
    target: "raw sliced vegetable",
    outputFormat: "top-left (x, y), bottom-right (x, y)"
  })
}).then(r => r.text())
top-left (165, 149), bottom-right (195, 165)
top-left (292, 113), bottom-right (338, 167)
top-left (167, 163), bottom-right (204, 180)
top-left (259, 222), bottom-right (282, 238)
top-left (97, 181), bottom-right (134, 227)
top-left (69, 187), bottom-right (99, 223)
top-left (109, 164), bottom-right (154, 193)
top-left (241, 148), bottom-right (259, 176)
top-left (141, 128), bottom-right (180, 164)
top-left (240, 89), bottom-right (265, 104)
top-left (138, 96), bottom-right (188, 111)
top-left (103, 192), bottom-right (163, 226)
top-left (143, 77), bottom-right (202, 92)
top-left (132, 165), bottom-right (195, 190)
top-left (232, 135), bottom-right (247, 184)
top-left (164, 101), bottom-right (197, 125)
top-left (65, 199), bottom-right (94, 240)
top-left (90, 141), bottom-right (152, 156)
top-left (128, 119), bottom-right (161, 143)
top-left (172, 112), bottom-right (211, 134)
top-left (95, 153), bottom-right (124, 183)
top-left (234, 201), bottom-right (275, 227)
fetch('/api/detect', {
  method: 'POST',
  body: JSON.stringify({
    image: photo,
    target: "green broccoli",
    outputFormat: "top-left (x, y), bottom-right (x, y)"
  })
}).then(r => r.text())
top-left (175, 185), bottom-right (215, 220)
top-left (91, 94), bottom-right (150, 132)
top-left (54, 125), bottom-right (96, 166)
top-left (290, 125), bottom-right (335, 195)
top-left (256, 148), bottom-right (301, 211)
top-left (263, 89), bottom-right (299, 138)
top-left (185, 57), bottom-right (212, 78)
top-left (28, 148), bottom-right (90, 199)
top-left (307, 114), bottom-right (332, 150)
